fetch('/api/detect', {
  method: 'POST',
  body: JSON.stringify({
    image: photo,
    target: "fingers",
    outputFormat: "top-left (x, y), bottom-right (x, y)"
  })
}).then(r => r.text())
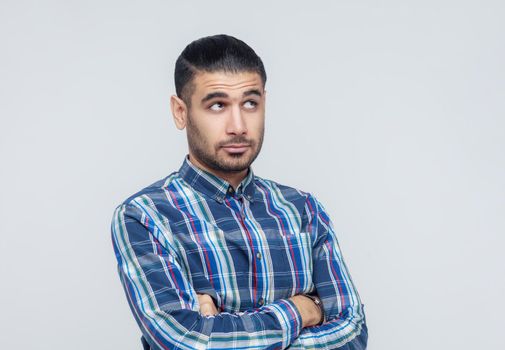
top-left (289, 294), bottom-right (322, 328)
top-left (200, 302), bottom-right (219, 316)
top-left (197, 293), bottom-right (219, 316)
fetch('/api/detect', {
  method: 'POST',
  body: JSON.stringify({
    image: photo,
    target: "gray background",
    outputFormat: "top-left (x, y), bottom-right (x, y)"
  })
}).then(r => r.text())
top-left (1, 1), bottom-right (504, 349)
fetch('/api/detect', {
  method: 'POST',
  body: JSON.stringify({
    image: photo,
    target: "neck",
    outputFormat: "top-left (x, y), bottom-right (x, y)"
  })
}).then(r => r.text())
top-left (187, 154), bottom-right (248, 190)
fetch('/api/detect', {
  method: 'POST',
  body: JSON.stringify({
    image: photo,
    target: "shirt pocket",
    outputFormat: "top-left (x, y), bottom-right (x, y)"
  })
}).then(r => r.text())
top-left (263, 229), bottom-right (315, 299)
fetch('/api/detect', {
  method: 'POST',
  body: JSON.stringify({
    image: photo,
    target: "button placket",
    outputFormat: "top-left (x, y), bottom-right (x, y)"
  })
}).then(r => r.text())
top-left (235, 196), bottom-right (263, 309)
top-left (239, 196), bottom-right (246, 219)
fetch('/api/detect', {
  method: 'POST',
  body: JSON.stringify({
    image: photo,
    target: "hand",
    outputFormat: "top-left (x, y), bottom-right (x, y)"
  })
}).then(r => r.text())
top-left (289, 294), bottom-right (322, 328)
top-left (197, 294), bottom-right (219, 316)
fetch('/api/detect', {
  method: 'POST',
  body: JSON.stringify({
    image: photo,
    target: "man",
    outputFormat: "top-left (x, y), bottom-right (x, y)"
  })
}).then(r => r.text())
top-left (111, 34), bottom-right (367, 349)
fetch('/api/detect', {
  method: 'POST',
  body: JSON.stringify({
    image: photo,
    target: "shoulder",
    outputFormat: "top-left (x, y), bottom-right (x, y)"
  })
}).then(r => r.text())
top-left (252, 174), bottom-right (317, 207)
top-left (117, 171), bottom-right (179, 209)
top-left (253, 174), bottom-right (307, 196)
top-left (252, 175), bottom-right (328, 213)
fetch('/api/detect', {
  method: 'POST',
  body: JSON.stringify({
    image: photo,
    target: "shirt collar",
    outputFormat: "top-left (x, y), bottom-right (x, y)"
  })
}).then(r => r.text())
top-left (178, 155), bottom-right (256, 203)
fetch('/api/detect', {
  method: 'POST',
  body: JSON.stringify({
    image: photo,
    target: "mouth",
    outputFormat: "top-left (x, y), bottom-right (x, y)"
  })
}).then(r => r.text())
top-left (221, 144), bottom-right (251, 154)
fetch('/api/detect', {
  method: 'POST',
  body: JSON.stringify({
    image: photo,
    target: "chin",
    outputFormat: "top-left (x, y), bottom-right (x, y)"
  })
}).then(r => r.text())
top-left (220, 156), bottom-right (253, 171)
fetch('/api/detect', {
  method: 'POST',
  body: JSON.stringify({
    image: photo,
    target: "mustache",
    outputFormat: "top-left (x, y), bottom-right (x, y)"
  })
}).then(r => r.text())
top-left (218, 137), bottom-right (254, 147)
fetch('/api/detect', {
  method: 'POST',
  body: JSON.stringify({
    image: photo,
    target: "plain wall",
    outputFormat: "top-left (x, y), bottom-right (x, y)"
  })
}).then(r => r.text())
top-left (1, 1), bottom-right (504, 349)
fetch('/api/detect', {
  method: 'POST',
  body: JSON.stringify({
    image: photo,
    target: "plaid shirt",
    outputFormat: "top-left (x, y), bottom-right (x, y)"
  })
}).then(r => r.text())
top-left (111, 156), bottom-right (367, 349)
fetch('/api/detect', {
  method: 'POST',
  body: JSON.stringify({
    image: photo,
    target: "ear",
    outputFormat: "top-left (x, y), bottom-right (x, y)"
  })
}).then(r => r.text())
top-left (170, 95), bottom-right (188, 130)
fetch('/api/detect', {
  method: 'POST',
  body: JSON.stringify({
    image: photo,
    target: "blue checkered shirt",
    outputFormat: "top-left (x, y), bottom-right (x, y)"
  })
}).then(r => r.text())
top-left (111, 156), bottom-right (367, 349)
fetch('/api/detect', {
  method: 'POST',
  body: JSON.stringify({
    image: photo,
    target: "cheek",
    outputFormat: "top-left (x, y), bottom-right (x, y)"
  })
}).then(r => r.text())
top-left (189, 111), bottom-right (223, 138)
top-left (198, 119), bottom-right (224, 144)
top-left (249, 116), bottom-right (265, 135)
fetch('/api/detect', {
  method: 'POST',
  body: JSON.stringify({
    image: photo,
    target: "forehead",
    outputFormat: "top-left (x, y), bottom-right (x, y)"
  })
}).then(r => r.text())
top-left (191, 71), bottom-right (264, 97)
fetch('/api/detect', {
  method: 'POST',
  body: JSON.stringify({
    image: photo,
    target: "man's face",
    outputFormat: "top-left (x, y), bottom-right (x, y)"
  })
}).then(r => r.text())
top-left (183, 71), bottom-right (265, 176)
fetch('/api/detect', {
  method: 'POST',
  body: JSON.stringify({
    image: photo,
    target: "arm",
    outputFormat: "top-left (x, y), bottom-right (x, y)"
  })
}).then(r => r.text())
top-left (111, 202), bottom-right (303, 350)
top-left (199, 293), bottom-right (322, 329)
top-left (289, 195), bottom-right (368, 349)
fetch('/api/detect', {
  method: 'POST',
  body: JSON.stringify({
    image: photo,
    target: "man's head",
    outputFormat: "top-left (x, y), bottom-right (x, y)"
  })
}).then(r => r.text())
top-left (174, 34), bottom-right (267, 107)
top-left (170, 34), bottom-right (267, 181)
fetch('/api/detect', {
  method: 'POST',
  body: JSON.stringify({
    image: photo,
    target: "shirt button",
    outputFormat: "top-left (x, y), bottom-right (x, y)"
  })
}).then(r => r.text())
top-left (256, 252), bottom-right (262, 260)
top-left (228, 187), bottom-right (234, 194)
top-left (258, 298), bottom-right (264, 306)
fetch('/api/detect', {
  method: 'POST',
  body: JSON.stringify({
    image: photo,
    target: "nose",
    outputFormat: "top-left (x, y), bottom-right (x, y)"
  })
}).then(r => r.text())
top-left (226, 104), bottom-right (247, 135)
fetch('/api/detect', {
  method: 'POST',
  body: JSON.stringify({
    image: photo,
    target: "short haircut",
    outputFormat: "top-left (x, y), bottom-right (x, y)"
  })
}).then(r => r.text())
top-left (174, 34), bottom-right (267, 106)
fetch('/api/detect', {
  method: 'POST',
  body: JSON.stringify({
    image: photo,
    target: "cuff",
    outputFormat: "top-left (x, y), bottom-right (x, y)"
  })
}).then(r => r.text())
top-left (266, 299), bottom-right (303, 348)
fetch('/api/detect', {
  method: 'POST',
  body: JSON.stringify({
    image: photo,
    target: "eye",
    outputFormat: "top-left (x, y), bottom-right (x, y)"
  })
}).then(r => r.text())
top-left (243, 100), bottom-right (258, 110)
top-left (209, 102), bottom-right (225, 111)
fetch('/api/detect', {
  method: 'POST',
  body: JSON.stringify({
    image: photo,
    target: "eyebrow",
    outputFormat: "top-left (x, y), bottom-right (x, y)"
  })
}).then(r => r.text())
top-left (201, 89), bottom-right (263, 104)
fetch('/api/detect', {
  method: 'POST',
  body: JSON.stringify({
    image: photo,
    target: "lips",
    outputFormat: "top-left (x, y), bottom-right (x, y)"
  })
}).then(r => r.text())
top-left (222, 144), bottom-right (251, 153)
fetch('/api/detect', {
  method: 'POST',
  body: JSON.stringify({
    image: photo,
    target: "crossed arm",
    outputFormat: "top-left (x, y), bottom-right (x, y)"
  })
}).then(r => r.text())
top-left (111, 195), bottom-right (367, 349)
top-left (197, 293), bottom-right (322, 328)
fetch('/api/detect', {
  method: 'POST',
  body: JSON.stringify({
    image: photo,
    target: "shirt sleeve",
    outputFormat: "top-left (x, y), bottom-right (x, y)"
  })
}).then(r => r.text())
top-left (111, 202), bottom-right (303, 350)
top-left (288, 194), bottom-right (368, 349)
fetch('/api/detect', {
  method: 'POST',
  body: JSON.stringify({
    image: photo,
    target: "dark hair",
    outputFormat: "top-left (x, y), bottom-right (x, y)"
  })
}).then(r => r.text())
top-left (174, 34), bottom-right (267, 105)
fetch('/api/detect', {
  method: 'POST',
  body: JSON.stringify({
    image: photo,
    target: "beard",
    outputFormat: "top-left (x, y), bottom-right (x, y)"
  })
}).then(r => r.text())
top-left (186, 114), bottom-right (264, 173)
